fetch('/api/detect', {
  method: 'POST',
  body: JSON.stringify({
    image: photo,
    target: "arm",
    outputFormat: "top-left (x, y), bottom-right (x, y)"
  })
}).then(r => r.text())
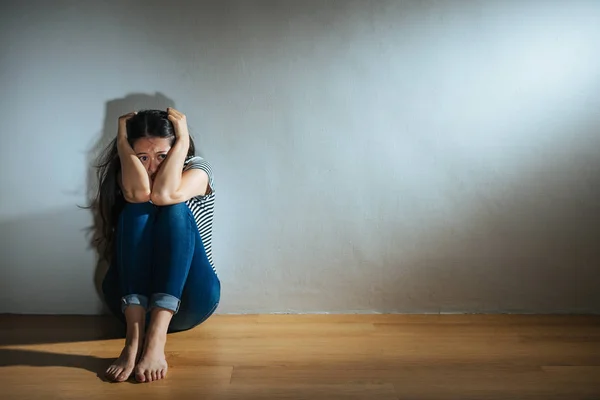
top-left (117, 112), bottom-right (151, 203)
top-left (151, 167), bottom-right (209, 205)
top-left (150, 108), bottom-right (209, 205)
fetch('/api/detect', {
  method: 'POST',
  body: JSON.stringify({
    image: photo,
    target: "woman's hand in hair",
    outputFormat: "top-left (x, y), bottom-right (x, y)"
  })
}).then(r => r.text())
top-left (117, 112), bottom-right (137, 140)
top-left (167, 108), bottom-right (189, 139)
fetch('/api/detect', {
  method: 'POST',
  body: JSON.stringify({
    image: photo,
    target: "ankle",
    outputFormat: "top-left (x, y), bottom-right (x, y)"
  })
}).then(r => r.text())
top-left (125, 324), bottom-right (144, 339)
top-left (143, 331), bottom-right (166, 351)
top-left (147, 329), bottom-right (167, 343)
top-left (124, 335), bottom-right (143, 348)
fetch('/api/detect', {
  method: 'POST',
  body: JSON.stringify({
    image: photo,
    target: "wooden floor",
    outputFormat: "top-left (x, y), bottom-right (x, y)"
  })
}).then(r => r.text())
top-left (1, 314), bottom-right (599, 400)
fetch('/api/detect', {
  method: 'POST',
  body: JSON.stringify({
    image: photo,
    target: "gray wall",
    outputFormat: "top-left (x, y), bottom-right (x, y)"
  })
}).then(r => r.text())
top-left (1, 0), bottom-right (599, 315)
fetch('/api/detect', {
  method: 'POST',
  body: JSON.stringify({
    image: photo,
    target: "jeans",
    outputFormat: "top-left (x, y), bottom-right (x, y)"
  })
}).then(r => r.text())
top-left (102, 201), bottom-right (221, 333)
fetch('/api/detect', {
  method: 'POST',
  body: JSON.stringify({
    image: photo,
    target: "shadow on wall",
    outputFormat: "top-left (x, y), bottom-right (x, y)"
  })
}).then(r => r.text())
top-left (85, 92), bottom-right (176, 313)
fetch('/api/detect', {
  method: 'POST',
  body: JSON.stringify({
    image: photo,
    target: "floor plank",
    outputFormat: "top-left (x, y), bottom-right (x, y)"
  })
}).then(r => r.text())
top-left (1, 314), bottom-right (599, 399)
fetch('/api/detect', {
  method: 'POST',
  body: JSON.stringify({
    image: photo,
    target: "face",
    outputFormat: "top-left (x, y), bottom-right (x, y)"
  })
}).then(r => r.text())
top-left (132, 138), bottom-right (172, 182)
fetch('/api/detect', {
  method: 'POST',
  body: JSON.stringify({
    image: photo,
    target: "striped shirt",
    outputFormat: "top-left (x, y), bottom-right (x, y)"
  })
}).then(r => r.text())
top-left (183, 156), bottom-right (217, 275)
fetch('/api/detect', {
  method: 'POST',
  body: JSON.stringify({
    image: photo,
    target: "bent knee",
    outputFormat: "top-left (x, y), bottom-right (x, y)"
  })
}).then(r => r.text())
top-left (156, 202), bottom-right (190, 218)
top-left (120, 202), bottom-right (155, 220)
top-left (157, 202), bottom-right (188, 210)
top-left (154, 202), bottom-right (195, 225)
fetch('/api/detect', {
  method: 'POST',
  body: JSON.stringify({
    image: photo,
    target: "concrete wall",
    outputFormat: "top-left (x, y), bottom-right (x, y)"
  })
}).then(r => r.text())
top-left (1, 0), bottom-right (599, 314)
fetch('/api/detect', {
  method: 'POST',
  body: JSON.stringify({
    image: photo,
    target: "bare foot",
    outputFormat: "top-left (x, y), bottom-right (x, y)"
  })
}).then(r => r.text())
top-left (105, 305), bottom-right (145, 382)
top-left (134, 332), bottom-right (168, 382)
top-left (104, 340), bottom-right (142, 382)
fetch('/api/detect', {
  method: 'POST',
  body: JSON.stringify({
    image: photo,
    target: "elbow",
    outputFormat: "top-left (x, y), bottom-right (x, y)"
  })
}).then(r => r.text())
top-left (123, 189), bottom-right (151, 203)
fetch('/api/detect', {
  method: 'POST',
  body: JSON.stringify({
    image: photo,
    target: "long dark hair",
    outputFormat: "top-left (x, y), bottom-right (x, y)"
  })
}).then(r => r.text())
top-left (90, 109), bottom-right (196, 262)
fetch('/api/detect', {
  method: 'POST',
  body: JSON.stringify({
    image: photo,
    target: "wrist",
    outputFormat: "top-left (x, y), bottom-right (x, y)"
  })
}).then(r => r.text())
top-left (175, 134), bottom-right (189, 147)
top-left (117, 136), bottom-right (132, 154)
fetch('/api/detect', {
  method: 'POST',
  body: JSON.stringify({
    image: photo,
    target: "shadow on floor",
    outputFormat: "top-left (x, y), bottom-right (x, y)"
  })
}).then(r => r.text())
top-left (0, 315), bottom-right (125, 346)
top-left (0, 348), bottom-right (123, 383)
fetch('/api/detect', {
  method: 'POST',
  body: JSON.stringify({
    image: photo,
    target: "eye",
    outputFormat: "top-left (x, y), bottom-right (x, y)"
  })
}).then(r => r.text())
top-left (138, 155), bottom-right (148, 162)
top-left (158, 154), bottom-right (167, 160)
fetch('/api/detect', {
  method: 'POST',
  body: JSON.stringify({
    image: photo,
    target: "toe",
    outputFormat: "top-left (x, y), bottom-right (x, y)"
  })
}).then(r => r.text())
top-left (106, 366), bottom-right (120, 381)
top-left (116, 367), bottom-right (132, 382)
top-left (135, 369), bottom-right (145, 382)
top-left (145, 370), bottom-right (152, 382)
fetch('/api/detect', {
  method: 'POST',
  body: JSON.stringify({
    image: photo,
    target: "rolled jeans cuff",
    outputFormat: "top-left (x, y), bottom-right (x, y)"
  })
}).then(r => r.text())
top-left (150, 293), bottom-right (181, 314)
top-left (121, 294), bottom-right (148, 313)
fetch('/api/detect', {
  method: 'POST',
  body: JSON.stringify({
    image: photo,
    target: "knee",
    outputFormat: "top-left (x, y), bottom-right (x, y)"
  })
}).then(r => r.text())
top-left (156, 202), bottom-right (190, 219)
top-left (122, 201), bottom-right (155, 216)
top-left (118, 202), bottom-right (156, 227)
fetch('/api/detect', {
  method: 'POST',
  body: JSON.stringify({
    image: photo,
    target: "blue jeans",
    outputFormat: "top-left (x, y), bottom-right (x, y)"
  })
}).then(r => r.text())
top-left (102, 201), bottom-right (221, 333)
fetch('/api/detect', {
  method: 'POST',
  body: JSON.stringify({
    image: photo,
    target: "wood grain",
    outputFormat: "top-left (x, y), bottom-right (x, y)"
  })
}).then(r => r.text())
top-left (1, 314), bottom-right (599, 399)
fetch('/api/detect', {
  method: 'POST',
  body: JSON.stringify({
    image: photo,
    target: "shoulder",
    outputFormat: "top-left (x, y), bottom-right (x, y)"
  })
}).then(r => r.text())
top-left (184, 155), bottom-right (208, 166)
top-left (183, 156), bottom-right (215, 192)
top-left (184, 156), bottom-right (212, 172)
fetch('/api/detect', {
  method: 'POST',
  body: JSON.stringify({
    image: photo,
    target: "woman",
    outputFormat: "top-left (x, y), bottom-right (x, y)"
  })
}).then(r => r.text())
top-left (93, 108), bottom-right (220, 383)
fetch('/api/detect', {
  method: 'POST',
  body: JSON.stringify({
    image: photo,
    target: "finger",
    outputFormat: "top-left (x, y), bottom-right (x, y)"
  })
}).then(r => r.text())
top-left (168, 112), bottom-right (183, 123)
top-left (168, 115), bottom-right (181, 126)
top-left (168, 107), bottom-right (183, 118)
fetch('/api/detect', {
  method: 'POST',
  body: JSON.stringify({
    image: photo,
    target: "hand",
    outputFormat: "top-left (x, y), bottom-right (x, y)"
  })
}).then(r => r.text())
top-left (117, 112), bottom-right (137, 140)
top-left (167, 107), bottom-right (189, 139)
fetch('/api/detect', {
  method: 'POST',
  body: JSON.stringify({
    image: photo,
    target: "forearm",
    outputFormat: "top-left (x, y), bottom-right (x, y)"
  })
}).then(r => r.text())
top-left (150, 136), bottom-right (189, 201)
top-left (117, 137), bottom-right (151, 201)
